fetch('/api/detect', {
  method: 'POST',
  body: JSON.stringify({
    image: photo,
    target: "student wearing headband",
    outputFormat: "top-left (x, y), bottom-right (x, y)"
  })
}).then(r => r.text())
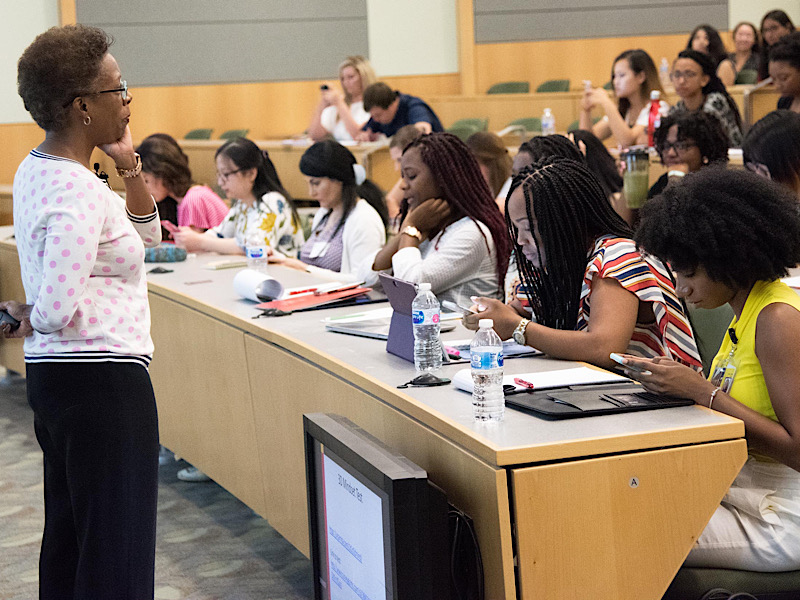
top-left (272, 139), bottom-right (388, 283)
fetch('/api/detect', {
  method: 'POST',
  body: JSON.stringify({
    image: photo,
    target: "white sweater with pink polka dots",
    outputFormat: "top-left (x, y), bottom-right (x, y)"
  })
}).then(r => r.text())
top-left (13, 150), bottom-right (161, 365)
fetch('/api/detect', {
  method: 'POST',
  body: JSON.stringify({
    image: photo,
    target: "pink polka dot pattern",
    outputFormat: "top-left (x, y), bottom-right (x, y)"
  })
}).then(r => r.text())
top-left (15, 151), bottom-right (158, 359)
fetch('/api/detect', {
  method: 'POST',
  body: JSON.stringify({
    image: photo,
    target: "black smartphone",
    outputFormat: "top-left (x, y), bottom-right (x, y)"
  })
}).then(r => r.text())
top-left (0, 309), bottom-right (20, 331)
top-left (320, 84), bottom-right (329, 90)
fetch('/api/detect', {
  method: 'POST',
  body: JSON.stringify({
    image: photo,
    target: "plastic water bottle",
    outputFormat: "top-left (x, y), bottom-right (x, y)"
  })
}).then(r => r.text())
top-left (411, 283), bottom-right (442, 373)
top-left (245, 233), bottom-right (269, 273)
top-left (647, 90), bottom-right (662, 148)
top-left (470, 319), bottom-right (504, 422)
top-left (541, 108), bottom-right (556, 136)
top-left (659, 57), bottom-right (671, 89)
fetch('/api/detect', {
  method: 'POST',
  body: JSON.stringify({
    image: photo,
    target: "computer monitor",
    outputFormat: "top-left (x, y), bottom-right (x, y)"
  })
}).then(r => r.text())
top-left (303, 413), bottom-right (449, 600)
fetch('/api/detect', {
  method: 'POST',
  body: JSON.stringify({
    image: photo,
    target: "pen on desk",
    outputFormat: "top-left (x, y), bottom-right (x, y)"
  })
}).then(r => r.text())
top-left (443, 345), bottom-right (461, 359)
top-left (184, 279), bottom-right (212, 286)
top-left (288, 287), bottom-right (318, 296)
top-left (514, 377), bottom-right (535, 390)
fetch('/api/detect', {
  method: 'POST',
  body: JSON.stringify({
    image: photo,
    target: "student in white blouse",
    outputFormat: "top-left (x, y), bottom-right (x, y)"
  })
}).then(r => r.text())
top-left (308, 56), bottom-right (377, 143)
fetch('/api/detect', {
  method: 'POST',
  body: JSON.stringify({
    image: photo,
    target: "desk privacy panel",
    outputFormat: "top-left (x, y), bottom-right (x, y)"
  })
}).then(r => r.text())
top-left (76, 0), bottom-right (369, 86)
top-left (474, 0), bottom-right (729, 43)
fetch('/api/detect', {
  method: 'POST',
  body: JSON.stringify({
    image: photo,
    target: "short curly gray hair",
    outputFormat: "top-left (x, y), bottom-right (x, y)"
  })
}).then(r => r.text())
top-left (17, 24), bottom-right (111, 132)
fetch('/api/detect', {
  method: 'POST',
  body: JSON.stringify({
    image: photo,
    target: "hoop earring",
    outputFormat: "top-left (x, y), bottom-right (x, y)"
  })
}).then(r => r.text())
top-left (83, 115), bottom-right (91, 126)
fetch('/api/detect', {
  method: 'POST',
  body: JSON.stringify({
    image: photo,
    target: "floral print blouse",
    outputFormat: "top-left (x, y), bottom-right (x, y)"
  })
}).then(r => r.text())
top-left (209, 191), bottom-right (304, 256)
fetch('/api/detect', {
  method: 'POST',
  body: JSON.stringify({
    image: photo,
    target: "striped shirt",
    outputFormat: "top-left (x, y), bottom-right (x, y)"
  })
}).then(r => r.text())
top-left (176, 185), bottom-right (228, 230)
top-left (578, 236), bottom-right (701, 368)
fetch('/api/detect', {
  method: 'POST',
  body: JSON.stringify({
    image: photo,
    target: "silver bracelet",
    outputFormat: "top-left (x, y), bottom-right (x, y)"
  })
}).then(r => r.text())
top-left (708, 386), bottom-right (721, 410)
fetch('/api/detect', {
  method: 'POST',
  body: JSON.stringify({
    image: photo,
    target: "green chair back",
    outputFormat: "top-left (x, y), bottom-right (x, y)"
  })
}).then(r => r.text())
top-left (686, 303), bottom-right (735, 377)
top-left (184, 128), bottom-right (213, 140)
top-left (487, 81), bottom-right (530, 94)
top-left (507, 117), bottom-right (542, 133)
top-left (219, 129), bottom-right (250, 140)
top-left (447, 123), bottom-right (484, 142)
top-left (449, 118), bottom-right (488, 131)
top-left (735, 69), bottom-right (758, 85)
top-left (536, 79), bottom-right (570, 93)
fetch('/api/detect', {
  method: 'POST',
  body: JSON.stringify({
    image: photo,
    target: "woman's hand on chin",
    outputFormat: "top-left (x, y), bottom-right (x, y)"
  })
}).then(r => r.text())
top-left (99, 125), bottom-right (135, 166)
top-left (404, 198), bottom-right (450, 237)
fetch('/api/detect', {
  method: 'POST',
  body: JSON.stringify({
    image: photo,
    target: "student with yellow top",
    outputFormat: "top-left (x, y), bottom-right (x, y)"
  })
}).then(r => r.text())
top-left (625, 167), bottom-right (800, 571)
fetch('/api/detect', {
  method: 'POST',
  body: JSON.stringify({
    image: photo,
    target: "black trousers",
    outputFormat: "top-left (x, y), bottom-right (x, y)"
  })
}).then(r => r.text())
top-left (26, 361), bottom-right (159, 600)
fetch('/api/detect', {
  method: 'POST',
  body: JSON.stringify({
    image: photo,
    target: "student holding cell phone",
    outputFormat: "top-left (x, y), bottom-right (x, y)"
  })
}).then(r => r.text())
top-left (627, 167), bottom-right (800, 571)
top-left (463, 157), bottom-right (700, 371)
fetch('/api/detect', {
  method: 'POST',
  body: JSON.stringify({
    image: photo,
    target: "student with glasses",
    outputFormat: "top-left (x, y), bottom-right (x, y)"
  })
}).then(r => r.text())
top-left (648, 111), bottom-right (730, 200)
top-left (668, 49), bottom-right (743, 147)
top-left (759, 9), bottom-right (796, 80)
top-left (1, 25), bottom-right (161, 598)
top-left (173, 137), bottom-right (304, 258)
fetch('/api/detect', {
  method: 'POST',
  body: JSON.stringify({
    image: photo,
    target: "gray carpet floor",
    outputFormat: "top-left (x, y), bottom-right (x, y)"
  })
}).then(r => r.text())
top-left (0, 369), bottom-right (314, 600)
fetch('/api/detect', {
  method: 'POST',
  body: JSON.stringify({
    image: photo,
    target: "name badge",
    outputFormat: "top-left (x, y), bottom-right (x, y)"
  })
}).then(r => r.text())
top-left (309, 241), bottom-right (328, 259)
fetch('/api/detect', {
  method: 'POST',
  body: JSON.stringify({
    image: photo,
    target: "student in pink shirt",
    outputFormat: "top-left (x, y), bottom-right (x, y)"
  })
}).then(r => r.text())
top-left (136, 133), bottom-right (228, 239)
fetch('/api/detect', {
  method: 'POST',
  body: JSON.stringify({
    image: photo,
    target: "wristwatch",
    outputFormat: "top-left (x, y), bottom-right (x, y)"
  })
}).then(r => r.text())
top-left (115, 153), bottom-right (142, 179)
top-left (512, 318), bottom-right (530, 345)
top-left (401, 225), bottom-right (422, 241)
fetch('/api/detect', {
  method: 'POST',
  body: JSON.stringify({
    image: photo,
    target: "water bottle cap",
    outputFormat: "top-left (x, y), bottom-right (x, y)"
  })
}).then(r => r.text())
top-left (479, 318), bottom-right (493, 329)
top-left (417, 282), bottom-right (431, 291)
top-left (543, 107), bottom-right (552, 113)
top-left (650, 90), bottom-right (661, 100)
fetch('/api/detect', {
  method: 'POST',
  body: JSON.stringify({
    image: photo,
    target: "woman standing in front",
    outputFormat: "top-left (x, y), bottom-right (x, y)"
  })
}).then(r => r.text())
top-left (0, 25), bottom-right (161, 599)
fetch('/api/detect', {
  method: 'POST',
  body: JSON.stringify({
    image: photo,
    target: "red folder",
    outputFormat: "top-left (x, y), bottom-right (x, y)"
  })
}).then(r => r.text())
top-left (254, 286), bottom-right (372, 312)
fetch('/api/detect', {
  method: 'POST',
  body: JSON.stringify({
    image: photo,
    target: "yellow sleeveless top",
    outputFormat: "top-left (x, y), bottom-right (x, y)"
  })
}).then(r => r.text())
top-left (709, 279), bottom-right (800, 422)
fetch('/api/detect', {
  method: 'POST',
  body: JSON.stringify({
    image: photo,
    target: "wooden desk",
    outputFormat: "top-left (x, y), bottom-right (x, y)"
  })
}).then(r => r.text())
top-left (91, 140), bottom-right (396, 201)
top-left (0, 231), bottom-right (747, 599)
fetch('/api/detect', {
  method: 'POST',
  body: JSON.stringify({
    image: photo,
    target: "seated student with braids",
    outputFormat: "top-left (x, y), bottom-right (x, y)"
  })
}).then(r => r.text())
top-left (511, 133), bottom-right (584, 176)
top-left (464, 157), bottom-right (701, 371)
top-left (370, 132), bottom-right (511, 306)
top-left (627, 167), bottom-right (800, 571)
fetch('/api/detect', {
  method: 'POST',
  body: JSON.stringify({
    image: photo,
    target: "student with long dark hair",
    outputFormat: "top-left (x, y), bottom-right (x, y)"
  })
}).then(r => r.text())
top-left (274, 139), bottom-right (387, 283)
top-left (511, 133), bottom-right (584, 176)
top-left (173, 137), bottom-right (304, 256)
top-left (580, 49), bottom-right (667, 147)
top-left (743, 109), bottom-right (800, 194)
top-left (371, 132), bottom-right (511, 305)
top-left (463, 157), bottom-right (701, 371)
top-left (686, 24), bottom-right (728, 68)
top-left (629, 167), bottom-right (800, 571)
top-left (669, 49), bottom-right (743, 147)
top-left (717, 22), bottom-right (761, 86)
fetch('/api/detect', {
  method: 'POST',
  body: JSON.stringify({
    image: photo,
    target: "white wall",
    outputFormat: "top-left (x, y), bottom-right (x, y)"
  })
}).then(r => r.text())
top-left (366, 0), bottom-right (458, 76)
top-left (728, 0), bottom-right (800, 29)
top-left (0, 1), bottom-right (59, 124)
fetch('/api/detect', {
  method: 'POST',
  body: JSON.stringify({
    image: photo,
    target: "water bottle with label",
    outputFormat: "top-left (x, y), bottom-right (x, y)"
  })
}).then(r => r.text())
top-left (245, 233), bottom-right (269, 273)
top-left (411, 283), bottom-right (442, 373)
top-left (541, 108), bottom-right (556, 136)
top-left (470, 319), bottom-right (504, 422)
top-left (659, 57), bottom-right (671, 89)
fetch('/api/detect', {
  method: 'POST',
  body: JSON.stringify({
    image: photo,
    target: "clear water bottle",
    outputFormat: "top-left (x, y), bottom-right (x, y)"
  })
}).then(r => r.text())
top-left (659, 57), bottom-right (671, 89)
top-left (541, 108), bottom-right (556, 136)
top-left (245, 233), bottom-right (269, 273)
top-left (470, 319), bottom-right (504, 422)
top-left (411, 283), bottom-right (442, 373)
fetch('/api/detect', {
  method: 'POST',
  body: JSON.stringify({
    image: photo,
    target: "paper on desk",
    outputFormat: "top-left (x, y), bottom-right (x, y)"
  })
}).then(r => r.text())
top-left (452, 366), bottom-right (628, 394)
top-left (446, 338), bottom-right (542, 358)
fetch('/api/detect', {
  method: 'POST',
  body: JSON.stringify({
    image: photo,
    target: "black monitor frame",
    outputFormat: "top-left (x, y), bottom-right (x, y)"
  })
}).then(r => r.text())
top-left (303, 413), bottom-right (449, 600)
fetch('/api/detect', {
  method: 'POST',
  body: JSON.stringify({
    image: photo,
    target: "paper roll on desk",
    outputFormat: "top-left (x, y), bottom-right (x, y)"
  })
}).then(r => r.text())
top-left (233, 269), bottom-right (284, 302)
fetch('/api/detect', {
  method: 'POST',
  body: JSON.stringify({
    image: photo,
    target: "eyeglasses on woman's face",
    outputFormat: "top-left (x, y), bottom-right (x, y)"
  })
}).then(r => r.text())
top-left (216, 168), bottom-right (244, 182)
top-left (658, 140), bottom-right (697, 153)
top-left (62, 80), bottom-right (128, 107)
top-left (670, 70), bottom-right (700, 82)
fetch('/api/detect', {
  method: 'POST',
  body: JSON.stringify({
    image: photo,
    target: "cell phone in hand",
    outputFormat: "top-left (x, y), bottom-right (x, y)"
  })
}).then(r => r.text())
top-left (441, 300), bottom-right (477, 316)
top-left (0, 309), bottom-right (20, 331)
top-left (609, 353), bottom-right (652, 375)
top-left (161, 220), bottom-right (179, 234)
top-left (320, 84), bottom-right (329, 90)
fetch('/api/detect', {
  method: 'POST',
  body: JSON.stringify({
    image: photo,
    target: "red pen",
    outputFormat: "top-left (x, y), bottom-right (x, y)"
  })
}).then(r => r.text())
top-left (514, 377), bottom-right (535, 390)
top-left (288, 287), bottom-right (318, 296)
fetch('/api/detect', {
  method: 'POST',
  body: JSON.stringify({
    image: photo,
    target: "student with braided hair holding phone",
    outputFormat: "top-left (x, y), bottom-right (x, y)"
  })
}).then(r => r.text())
top-left (464, 157), bottom-right (701, 371)
top-left (370, 132), bottom-right (511, 306)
